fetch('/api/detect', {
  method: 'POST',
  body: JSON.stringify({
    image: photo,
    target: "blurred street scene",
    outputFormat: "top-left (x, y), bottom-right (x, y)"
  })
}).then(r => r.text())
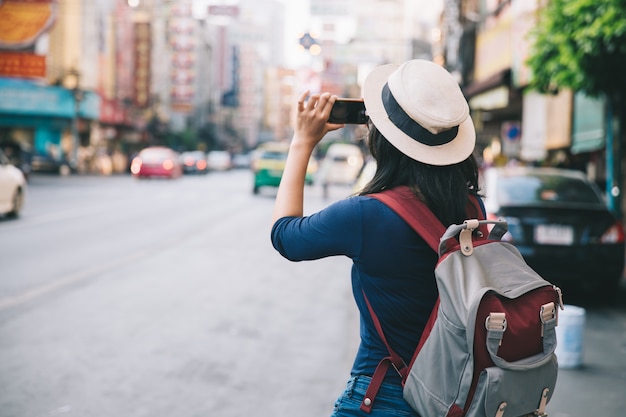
top-left (1, 0), bottom-right (623, 219)
top-left (2, 0), bottom-right (626, 416)
top-left (2, 0), bottom-right (626, 215)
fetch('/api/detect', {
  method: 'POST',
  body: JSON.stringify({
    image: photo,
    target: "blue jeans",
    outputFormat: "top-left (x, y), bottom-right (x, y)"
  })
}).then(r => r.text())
top-left (330, 375), bottom-right (420, 416)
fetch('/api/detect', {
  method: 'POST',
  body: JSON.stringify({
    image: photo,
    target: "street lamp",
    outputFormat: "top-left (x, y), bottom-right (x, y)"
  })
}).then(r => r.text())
top-left (64, 68), bottom-right (83, 170)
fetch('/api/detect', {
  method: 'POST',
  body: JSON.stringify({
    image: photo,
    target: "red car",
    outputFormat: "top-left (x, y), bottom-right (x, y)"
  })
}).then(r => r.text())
top-left (130, 146), bottom-right (182, 179)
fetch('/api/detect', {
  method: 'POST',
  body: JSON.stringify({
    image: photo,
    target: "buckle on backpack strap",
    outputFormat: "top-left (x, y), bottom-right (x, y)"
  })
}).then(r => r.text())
top-left (485, 312), bottom-right (507, 346)
top-left (540, 302), bottom-right (557, 337)
top-left (460, 219), bottom-right (480, 257)
top-left (485, 313), bottom-right (507, 331)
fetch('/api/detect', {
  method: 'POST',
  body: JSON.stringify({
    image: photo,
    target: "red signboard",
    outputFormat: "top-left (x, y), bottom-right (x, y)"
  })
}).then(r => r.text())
top-left (0, 52), bottom-right (46, 78)
top-left (168, 6), bottom-right (195, 114)
top-left (100, 96), bottom-right (131, 125)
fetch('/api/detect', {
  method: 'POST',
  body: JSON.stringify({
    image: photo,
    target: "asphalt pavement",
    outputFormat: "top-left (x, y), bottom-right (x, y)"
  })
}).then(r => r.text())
top-left (0, 171), bottom-right (624, 417)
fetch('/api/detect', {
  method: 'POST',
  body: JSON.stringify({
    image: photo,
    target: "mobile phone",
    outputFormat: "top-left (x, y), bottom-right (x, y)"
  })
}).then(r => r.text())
top-left (328, 98), bottom-right (368, 124)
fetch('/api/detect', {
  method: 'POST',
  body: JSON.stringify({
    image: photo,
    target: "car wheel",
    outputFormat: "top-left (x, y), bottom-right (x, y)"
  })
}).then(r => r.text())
top-left (253, 184), bottom-right (260, 194)
top-left (7, 187), bottom-right (24, 218)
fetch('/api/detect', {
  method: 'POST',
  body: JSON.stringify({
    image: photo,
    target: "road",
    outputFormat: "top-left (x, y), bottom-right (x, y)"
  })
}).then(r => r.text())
top-left (0, 170), bottom-right (625, 417)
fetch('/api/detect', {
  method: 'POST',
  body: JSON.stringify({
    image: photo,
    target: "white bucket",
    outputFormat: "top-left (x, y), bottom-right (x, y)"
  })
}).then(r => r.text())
top-left (555, 304), bottom-right (586, 368)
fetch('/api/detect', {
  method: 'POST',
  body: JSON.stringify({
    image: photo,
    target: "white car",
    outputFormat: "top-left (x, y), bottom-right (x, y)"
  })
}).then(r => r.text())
top-left (0, 148), bottom-right (26, 218)
top-left (317, 143), bottom-right (364, 187)
top-left (207, 150), bottom-right (232, 171)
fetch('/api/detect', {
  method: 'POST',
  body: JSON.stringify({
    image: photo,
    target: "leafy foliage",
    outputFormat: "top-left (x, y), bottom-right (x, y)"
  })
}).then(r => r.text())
top-left (526, 0), bottom-right (626, 99)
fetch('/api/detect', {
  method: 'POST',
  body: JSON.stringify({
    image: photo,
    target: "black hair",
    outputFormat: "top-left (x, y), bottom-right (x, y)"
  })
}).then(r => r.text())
top-left (359, 124), bottom-right (481, 227)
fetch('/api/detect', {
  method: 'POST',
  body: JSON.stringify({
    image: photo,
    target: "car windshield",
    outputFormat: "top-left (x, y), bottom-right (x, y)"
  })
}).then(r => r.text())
top-left (260, 151), bottom-right (287, 160)
top-left (497, 173), bottom-right (604, 207)
top-left (140, 149), bottom-right (171, 162)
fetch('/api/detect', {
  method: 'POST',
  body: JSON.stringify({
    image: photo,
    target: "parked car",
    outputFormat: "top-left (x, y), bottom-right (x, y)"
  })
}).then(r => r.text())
top-left (317, 143), bottom-right (364, 187)
top-left (206, 150), bottom-right (232, 171)
top-left (353, 158), bottom-right (377, 193)
top-left (31, 152), bottom-right (72, 175)
top-left (481, 166), bottom-right (625, 293)
top-left (0, 140), bottom-right (32, 180)
top-left (231, 152), bottom-right (252, 169)
top-left (251, 141), bottom-right (317, 194)
top-left (181, 151), bottom-right (208, 175)
top-left (0, 148), bottom-right (26, 218)
top-left (130, 146), bottom-right (182, 179)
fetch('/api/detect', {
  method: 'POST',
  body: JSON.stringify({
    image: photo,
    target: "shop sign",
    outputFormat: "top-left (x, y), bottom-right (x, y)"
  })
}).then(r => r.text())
top-left (500, 121), bottom-right (521, 157)
top-left (469, 86), bottom-right (509, 110)
top-left (520, 90), bottom-right (572, 160)
top-left (0, 78), bottom-right (100, 119)
top-left (474, 16), bottom-right (512, 82)
top-left (571, 92), bottom-right (605, 154)
top-left (133, 22), bottom-right (151, 108)
top-left (511, 8), bottom-right (537, 88)
top-left (169, 6), bottom-right (194, 113)
top-left (0, 78), bottom-right (72, 117)
top-left (100, 97), bottom-right (129, 125)
top-left (521, 91), bottom-right (547, 161)
top-left (0, 52), bottom-right (46, 78)
top-left (0, 0), bottom-right (58, 50)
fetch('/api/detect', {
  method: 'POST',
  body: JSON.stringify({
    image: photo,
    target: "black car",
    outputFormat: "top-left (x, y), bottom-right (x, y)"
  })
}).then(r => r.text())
top-left (180, 151), bottom-right (208, 175)
top-left (481, 166), bottom-right (624, 294)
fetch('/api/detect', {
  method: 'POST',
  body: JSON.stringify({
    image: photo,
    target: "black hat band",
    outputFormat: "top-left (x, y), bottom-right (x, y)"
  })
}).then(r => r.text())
top-left (382, 83), bottom-right (459, 146)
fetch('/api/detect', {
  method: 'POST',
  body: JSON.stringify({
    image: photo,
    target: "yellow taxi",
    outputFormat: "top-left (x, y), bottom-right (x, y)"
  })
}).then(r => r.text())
top-left (251, 141), bottom-right (317, 194)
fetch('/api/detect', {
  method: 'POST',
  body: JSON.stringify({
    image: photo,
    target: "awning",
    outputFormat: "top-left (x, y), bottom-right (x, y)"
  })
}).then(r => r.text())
top-left (463, 69), bottom-right (511, 99)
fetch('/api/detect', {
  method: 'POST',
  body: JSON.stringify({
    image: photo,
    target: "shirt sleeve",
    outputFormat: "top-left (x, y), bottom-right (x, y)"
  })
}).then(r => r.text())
top-left (270, 197), bottom-right (363, 261)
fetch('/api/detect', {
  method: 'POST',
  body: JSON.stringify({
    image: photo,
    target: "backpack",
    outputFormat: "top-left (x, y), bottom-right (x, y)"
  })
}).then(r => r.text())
top-left (360, 186), bottom-right (563, 417)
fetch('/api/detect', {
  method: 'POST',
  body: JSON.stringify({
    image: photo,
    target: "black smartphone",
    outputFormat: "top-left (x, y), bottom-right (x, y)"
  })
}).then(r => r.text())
top-left (328, 98), bottom-right (368, 124)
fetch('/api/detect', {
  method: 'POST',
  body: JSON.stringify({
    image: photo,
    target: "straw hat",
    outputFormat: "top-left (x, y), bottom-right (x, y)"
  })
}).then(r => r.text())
top-left (362, 59), bottom-right (475, 166)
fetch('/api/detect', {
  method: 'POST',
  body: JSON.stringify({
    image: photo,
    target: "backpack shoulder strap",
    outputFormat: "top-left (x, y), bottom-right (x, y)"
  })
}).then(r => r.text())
top-left (359, 187), bottom-right (485, 413)
top-left (360, 187), bottom-right (446, 412)
top-left (369, 186), bottom-right (445, 252)
top-left (371, 186), bottom-right (487, 250)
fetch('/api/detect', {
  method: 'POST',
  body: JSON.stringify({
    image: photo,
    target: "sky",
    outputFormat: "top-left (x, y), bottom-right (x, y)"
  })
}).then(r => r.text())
top-left (192, 0), bottom-right (443, 67)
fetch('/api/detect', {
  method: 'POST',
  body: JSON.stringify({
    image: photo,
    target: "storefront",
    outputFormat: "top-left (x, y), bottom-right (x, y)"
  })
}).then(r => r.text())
top-left (0, 77), bottom-right (99, 174)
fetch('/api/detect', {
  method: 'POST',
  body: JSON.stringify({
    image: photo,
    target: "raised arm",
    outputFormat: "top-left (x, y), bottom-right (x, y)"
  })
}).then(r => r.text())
top-left (271, 91), bottom-right (343, 223)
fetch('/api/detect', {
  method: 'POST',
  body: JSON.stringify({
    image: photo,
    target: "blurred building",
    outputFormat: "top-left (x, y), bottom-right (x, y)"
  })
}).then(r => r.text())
top-left (307, 0), bottom-right (435, 91)
top-left (0, 0), bottom-right (103, 174)
top-left (193, 0), bottom-right (287, 150)
top-left (436, 0), bottom-right (617, 209)
top-left (0, 0), bottom-right (163, 174)
top-left (433, 0), bottom-right (624, 215)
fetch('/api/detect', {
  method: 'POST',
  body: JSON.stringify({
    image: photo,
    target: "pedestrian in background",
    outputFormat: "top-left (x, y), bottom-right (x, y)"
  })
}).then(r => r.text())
top-left (271, 59), bottom-right (482, 416)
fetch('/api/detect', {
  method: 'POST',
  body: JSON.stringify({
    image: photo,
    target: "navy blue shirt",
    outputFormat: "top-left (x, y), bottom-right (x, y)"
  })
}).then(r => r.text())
top-left (271, 195), bottom-right (440, 384)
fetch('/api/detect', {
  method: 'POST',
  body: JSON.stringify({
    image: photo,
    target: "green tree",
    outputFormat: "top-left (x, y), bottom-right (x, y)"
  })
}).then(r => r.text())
top-left (526, 0), bottom-right (626, 214)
